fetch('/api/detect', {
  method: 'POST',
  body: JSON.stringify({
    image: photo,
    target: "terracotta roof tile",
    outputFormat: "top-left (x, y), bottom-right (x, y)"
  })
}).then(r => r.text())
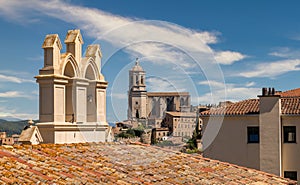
top-left (0, 142), bottom-right (296, 184)
top-left (201, 99), bottom-right (259, 116)
top-left (201, 97), bottom-right (300, 116)
top-left (277, 88), bottom-right (300, 97)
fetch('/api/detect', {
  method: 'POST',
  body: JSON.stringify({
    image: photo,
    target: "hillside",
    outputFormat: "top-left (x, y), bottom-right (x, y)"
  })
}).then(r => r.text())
top-left (0, 120), bottom-right (33, 136)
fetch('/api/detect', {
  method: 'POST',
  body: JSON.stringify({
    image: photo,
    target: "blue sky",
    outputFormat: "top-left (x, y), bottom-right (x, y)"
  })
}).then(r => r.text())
top-left (1, 0), bottom-right (300, 121)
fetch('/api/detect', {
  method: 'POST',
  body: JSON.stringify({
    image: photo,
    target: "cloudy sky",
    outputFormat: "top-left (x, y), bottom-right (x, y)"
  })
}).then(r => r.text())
top-left (1, 0), bottom-right (300, 121)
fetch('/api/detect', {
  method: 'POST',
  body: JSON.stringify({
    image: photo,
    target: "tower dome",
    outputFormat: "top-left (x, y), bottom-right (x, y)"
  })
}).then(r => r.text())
top-left (131, 58), bottom-right (144, 71)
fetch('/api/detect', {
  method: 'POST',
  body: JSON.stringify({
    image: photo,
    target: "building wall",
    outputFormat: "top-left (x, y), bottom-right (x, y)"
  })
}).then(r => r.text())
top-left (2, 137), bottom-right (14, 145)
top-left (282, 116), bottom-right (300, 181)
top-left (164, 113), bottom-right (196, 138)
top-left (202, 115), bottom-right (260, 170)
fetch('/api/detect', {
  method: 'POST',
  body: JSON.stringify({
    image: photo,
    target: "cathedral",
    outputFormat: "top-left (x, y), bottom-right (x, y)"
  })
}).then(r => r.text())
top-left (128, 60), bottom-right (191, 128)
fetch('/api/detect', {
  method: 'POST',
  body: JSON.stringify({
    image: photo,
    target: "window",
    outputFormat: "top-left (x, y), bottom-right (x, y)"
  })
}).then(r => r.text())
top-left (247, 126), bottom-right (259, 143)
top-left (284, 171), bottom-right (297, 181)
top-left (136, 75), bottom-right (139, 84)
top-left (135, 101), bottom-right (138, 105)
top-left (141, 76), bottom-right (144, 84)
top-left (283, 126), bottom-right (296, 143)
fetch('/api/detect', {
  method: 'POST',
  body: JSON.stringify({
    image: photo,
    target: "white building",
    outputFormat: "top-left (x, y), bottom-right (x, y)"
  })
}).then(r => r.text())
top-left (200, 87), bottom-right (300, 181)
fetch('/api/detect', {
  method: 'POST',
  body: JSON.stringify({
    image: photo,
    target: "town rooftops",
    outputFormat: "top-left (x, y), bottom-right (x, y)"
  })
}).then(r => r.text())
top-left (147, 92), bottom-right (189, 97)
top-left (201, 98), bottom-right (300, 116)
top-left (166, 111), bottom-right (196, 117)
top-left (0, 142), bottom-right (296, 184)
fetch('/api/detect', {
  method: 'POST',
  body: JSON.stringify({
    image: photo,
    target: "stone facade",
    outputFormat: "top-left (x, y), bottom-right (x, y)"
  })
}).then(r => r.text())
top-left (128, 60), bottom-right (190, 128)
top-left (35, 29), bottom-right (110, 144)
top-left (163, 112), bottom-right (197, 138)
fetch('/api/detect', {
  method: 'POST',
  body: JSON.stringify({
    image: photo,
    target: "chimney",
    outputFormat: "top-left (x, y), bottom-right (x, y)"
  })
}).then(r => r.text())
top-left (258, 87), bottom-right (282, 175)
top-left (261, 87), bottom-right (276, 96)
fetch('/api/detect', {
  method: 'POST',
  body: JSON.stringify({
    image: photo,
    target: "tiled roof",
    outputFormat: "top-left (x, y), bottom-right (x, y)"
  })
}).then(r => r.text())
top-left (166, 111), bottom-right (196, 117)
top-left (277, 88), bottom-right (300, 97)
top-left (201, 98), bottom-right (300, 116)
top-left (201, 99), bottom-right (259, 116)
top-left (0, 142), bottom-right (296, 184)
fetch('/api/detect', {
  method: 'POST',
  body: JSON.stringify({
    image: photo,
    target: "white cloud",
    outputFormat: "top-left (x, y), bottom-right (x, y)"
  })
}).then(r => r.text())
top-left (0, 0), bottom-right (245, 71)
top-left (197, 81), bottom-right (260, 104)
top-left (0, 91), bottom-right (32, 99)
top-left (245, 81), bottom-right (255, 87)
top-left (214, 51), bottom-right (246, 65)
top-left (147, 77), bottom-right (186, 92)
top-left (237, 59), bottom-right (300, 78)
top-left (0, 111), bottom-right (37, 120)
top-left (0, 74), bottom-right (35, 83)
top-left (269, 47), bottom-right (300, 59)
top-left (198, 80), bottom-right (226, 89)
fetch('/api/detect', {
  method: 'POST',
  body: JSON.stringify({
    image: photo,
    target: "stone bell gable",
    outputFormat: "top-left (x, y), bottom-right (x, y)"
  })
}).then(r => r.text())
top-left (35, 29), bottom-right (109, 144)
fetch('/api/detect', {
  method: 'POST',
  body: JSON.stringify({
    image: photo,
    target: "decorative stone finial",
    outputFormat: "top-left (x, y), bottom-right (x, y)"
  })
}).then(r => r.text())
top-left (28, 119), bottom-right (34, 126)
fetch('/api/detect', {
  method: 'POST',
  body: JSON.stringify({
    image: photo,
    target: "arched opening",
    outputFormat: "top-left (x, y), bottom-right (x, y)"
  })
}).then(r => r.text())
top-left (64, 61), bottom-right (76, 122)
top-left (64, 62), bottom-right (75, 77)
top-left (136, 74), bottom-right (139, 85)
top-left (180, 97), bottom-right (185, 106)
top-left (85, 64), bottom-right (97, 122)
top-left (141, 75), bottom-right (144, 84)
top-left (166, 97), bottom-right (174, 111)
top-left (85, 65), bottom-right (96, 80)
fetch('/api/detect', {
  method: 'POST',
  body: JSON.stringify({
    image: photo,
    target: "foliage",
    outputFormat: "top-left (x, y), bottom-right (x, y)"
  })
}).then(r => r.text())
top-left (0, 120), bottom-right (33, 136)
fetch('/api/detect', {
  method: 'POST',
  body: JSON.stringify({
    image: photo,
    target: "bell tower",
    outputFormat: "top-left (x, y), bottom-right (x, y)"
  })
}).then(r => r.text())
top-left (128, 58), bottom-right (147, 120)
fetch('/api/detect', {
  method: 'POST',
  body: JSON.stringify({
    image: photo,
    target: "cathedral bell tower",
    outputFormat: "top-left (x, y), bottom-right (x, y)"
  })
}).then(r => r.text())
top-left (128, 58), bottom-right (147, 120)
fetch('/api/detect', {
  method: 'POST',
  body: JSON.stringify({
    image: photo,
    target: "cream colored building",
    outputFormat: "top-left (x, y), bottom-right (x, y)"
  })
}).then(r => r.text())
top-left (163, 112), bottom-right (197, 138)
top-left (128, 60), bottom-right (190, 128)
top-left (35, 29), bottom-right (111, 144)
top-left (200, 87), bottom-right (300, 182)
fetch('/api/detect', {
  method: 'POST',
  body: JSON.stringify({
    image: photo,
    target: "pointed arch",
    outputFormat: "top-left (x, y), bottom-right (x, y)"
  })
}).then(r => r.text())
top-left (82, 57), bottom-right (100, 80)
top-left (60, 53), bottom-right (80, 78)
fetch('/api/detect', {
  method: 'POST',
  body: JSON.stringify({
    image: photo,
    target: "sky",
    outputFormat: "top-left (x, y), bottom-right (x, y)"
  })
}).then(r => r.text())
top-left (1, 0), bottom-right (300, 122)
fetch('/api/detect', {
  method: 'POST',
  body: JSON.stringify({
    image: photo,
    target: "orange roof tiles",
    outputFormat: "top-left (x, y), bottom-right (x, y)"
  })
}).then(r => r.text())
top-left (277, 88), bottom-right (300, 97)
top-left (201, 97), bottom-right (300, 116)
top-left (201, 99), bottom-right (259, 116)
top-left (0, 142), bottom-right (296, 184)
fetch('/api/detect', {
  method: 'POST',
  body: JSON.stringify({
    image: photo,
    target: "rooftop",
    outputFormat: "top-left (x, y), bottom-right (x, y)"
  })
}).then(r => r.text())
top-left (166, 111), bottom-right (196, 117)
top-left (0, 142), bottom-right (296, 184)
top-left (277, 88), bottom-right (300, 97)
top-left (201, 97), bottom-right (300, 116)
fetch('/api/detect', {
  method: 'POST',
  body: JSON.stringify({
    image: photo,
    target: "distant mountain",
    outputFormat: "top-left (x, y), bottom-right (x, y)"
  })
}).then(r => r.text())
top-left (0, 120), bottom-right (28, 136)
top-left (0, 117), bottom-right (22, 122)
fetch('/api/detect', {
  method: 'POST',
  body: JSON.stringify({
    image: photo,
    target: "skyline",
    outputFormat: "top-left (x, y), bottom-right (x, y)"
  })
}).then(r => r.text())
top-left (1, 1), bottom-right (300, 121)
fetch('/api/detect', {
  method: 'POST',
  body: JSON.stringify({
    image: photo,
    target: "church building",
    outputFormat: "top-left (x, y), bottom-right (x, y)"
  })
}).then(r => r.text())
top-left (128, 60), bottom-right (191, 128)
